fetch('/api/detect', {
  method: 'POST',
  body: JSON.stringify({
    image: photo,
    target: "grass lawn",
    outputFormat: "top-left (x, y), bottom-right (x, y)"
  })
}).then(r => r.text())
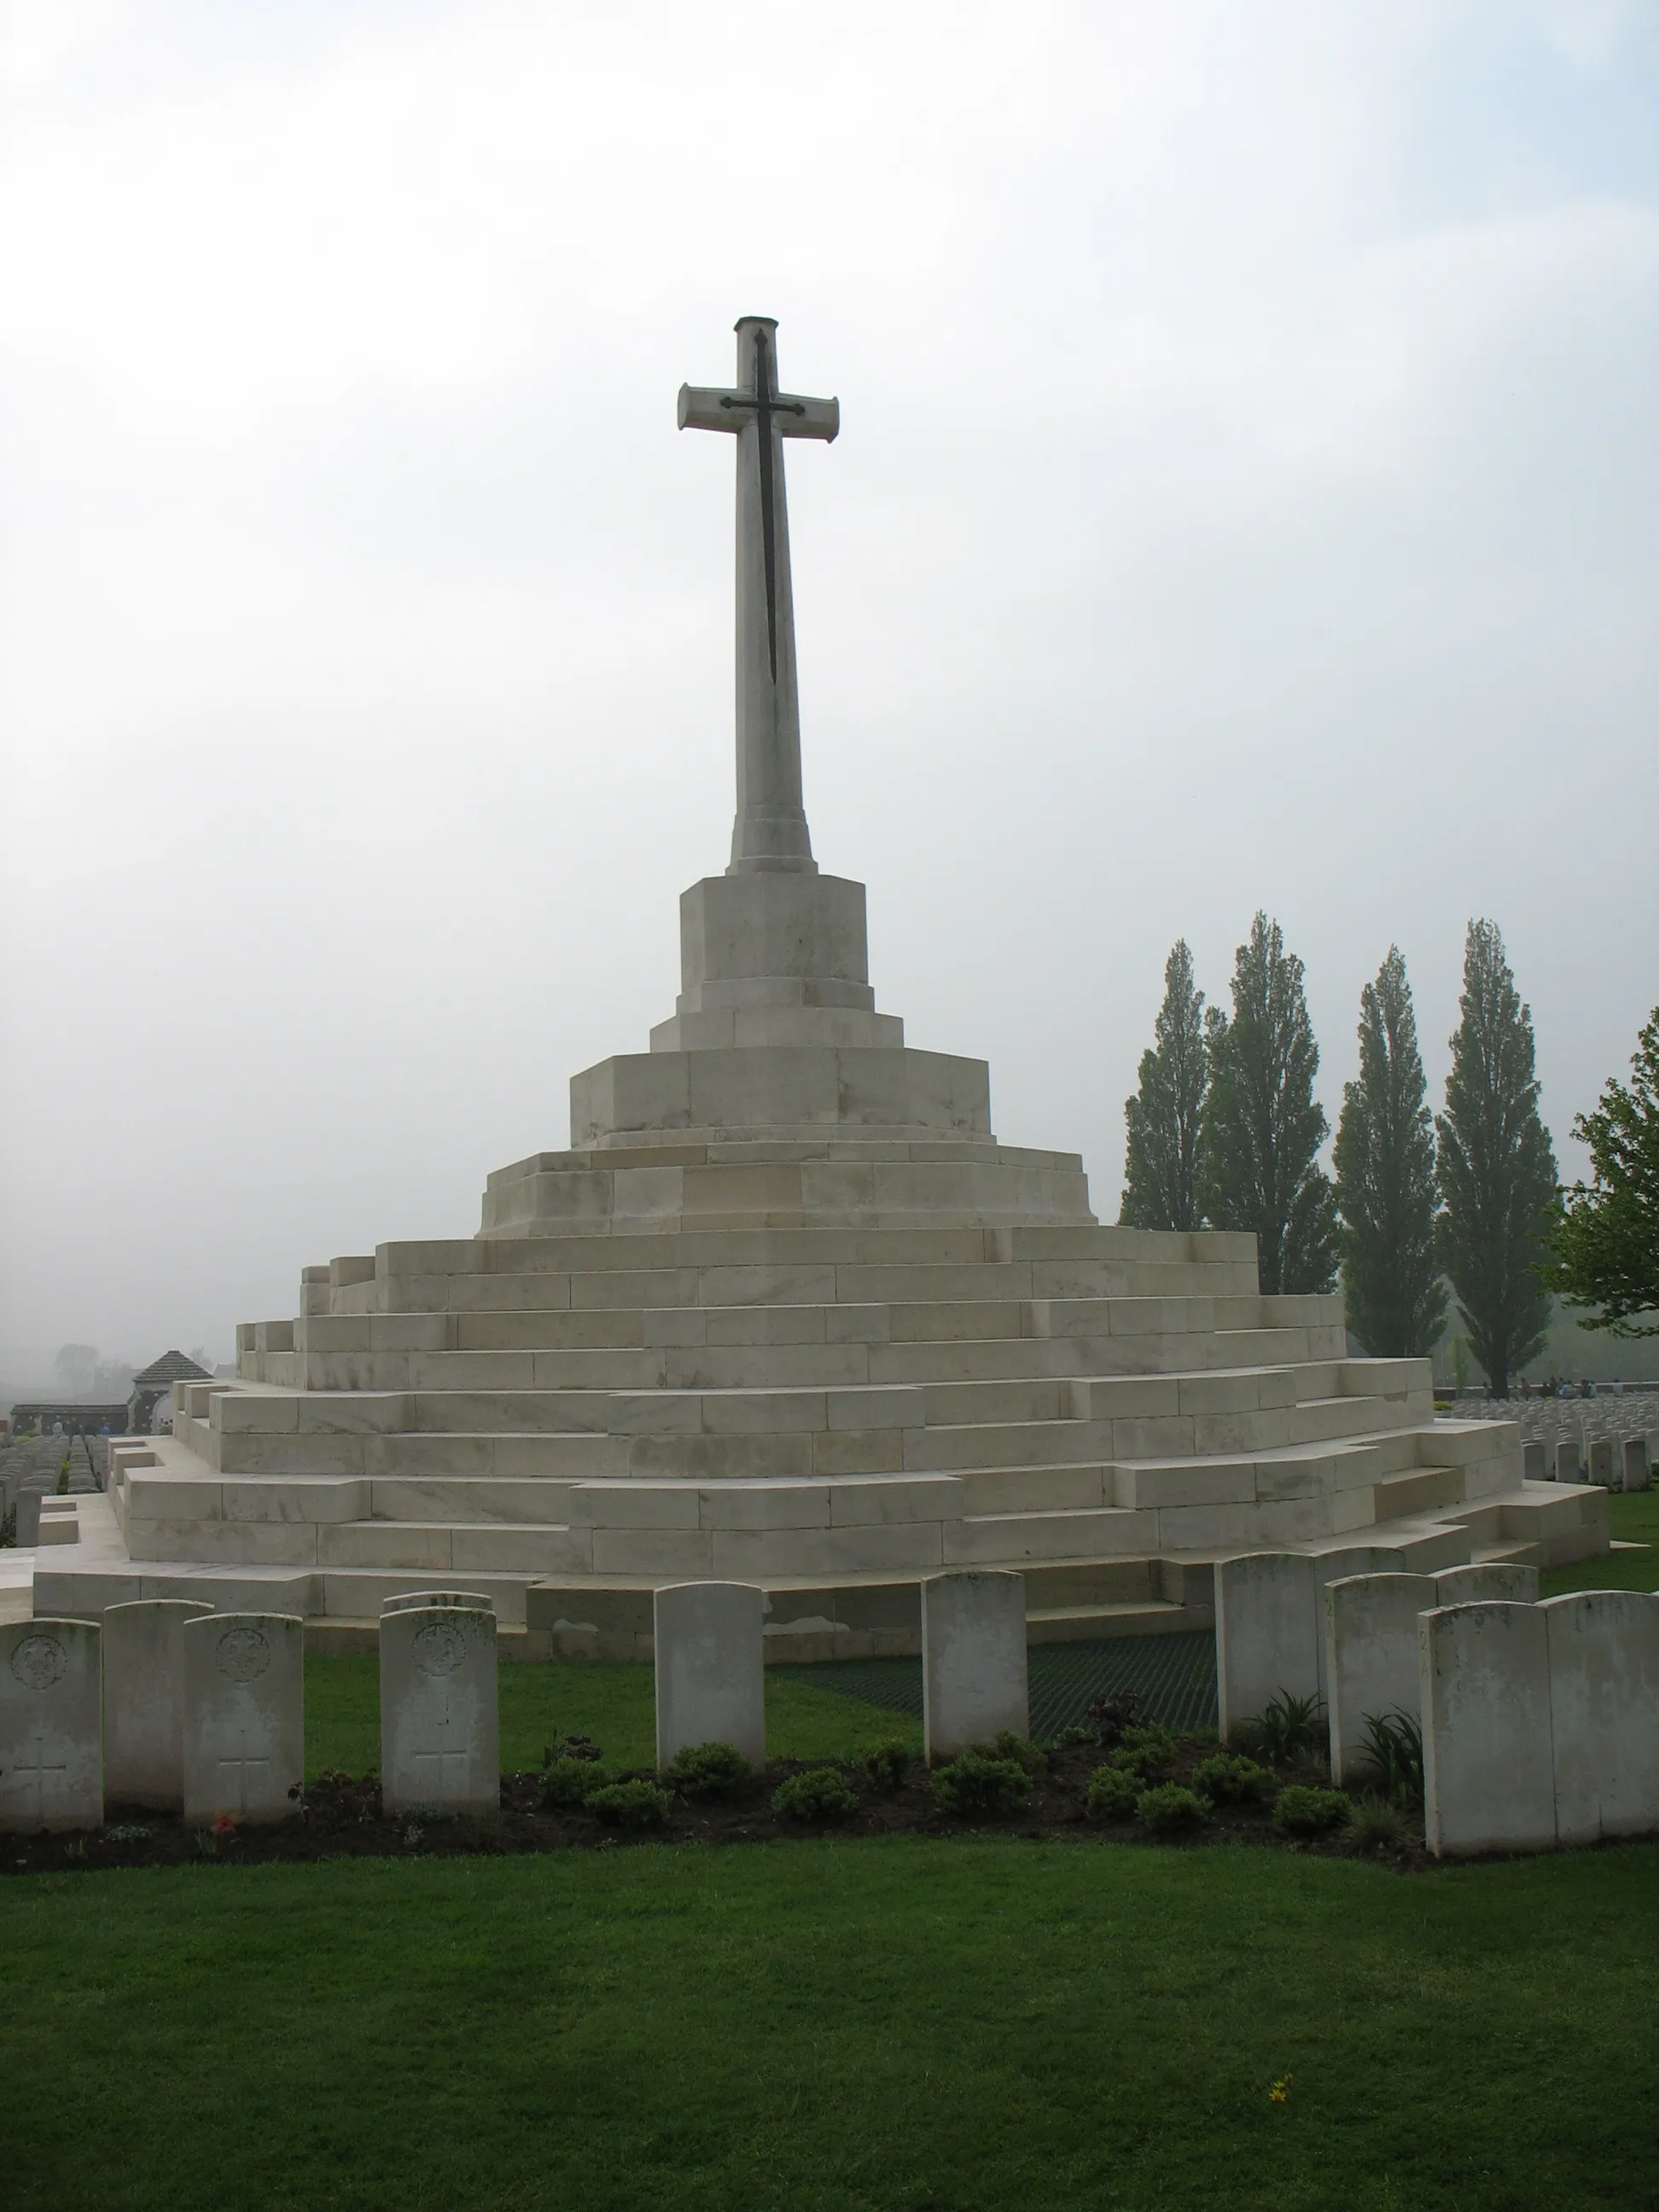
top-left (305, 1655), bottom-right (921, 1780)
top-left (1540, 1487), bottom-right (1659, 1597)
top-left (5, 1838), bottom-right (1659, 2210)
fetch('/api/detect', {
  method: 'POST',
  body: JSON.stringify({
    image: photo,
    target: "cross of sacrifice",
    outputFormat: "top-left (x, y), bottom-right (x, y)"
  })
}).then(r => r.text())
top-left (678, 317), bottom-right (838, 876)
top-left (10, 1731), bottom-right (67, 1820)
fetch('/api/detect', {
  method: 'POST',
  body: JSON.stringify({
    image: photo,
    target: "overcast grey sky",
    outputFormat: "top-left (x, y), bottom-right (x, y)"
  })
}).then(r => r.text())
top-left (1, 0), bottom-right (1655, 1377)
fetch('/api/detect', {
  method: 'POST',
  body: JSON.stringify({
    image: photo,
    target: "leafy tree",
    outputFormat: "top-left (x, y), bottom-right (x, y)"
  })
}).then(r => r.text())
top-left (1333, 947), bottom-right (1447, 1356)
top-left (1200, 912), bottom-right (1337, 1295)
top-left (1435, 919), bottom-right (1557, 1394)
top-left (1120, 940), bottom-right (1212, 1231)
top-left (1551, 1006), bottom-right (1659, 1336)
top-left (53, 1343), bottom-right (97, 1396)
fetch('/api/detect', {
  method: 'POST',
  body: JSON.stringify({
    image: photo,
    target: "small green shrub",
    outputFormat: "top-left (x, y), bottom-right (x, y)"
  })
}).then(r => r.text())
top-left (1356, 1710), bottom-right (1424, 1808)
top-left (1243, 1691), bottom-right (1324, 1766)
top-left (1191, 1752), bottom-right (1276, 1807)
top-left (586, 1780), bottom-right (672, 1830)
top-left (930, 1751), bottom-right (1032, 1819)
top-left (104, 1823), bottom-right (152, 1844)
top-left (1272, 1785), bottom-right (1351, 1837)
top-left (539, 1758), bottom-right (611, 1810)
top-left (1136, 1784), bottom-right (1209, 1835)
top-left (1348, 1792), bottom-right (1406, 1852)
top-left (662, 1742), bottom-right (752, 1801)
top-left (859, 1739), bottom-right (913, 1791)
top-left (1051, 1725), bottom-right (1094, 1749)
top-left (1086, 1764), bottom-right (1142, 1820)
top-left (991, 1730), bottom-right (1047, 1776)
top-left (771, 1768), bottom-right (859, 1825)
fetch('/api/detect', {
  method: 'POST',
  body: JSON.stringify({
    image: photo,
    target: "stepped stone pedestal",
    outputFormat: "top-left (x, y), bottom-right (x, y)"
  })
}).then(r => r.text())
top-left (36, 311), bottom-right (1609, 1647)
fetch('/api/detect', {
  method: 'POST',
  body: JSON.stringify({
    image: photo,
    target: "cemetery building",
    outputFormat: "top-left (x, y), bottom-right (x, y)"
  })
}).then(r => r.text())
top-left (32, 317), bottom-right (1609, 1655)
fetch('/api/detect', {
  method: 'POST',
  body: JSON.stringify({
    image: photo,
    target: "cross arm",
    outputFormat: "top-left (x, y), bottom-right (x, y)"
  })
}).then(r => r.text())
top-left (677, 385), bottom-right (840, 440)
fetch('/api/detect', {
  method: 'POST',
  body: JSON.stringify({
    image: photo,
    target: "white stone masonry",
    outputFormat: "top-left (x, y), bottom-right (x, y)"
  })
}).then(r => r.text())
top-left (654, 1581), bottom-right (765, 1768)
top-left (0, 1619), bottom-right (102, 1832)
top-left (103, 1598), bottom-right (213, 1812)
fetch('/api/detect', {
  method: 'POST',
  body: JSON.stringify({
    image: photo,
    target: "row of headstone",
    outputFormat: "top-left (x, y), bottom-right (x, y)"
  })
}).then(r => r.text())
top-left (1423, 1592), bottom-right (1659, 1854)
top-left (1521, 1435), bottom-right (1653, 1490)
top-left (0, 1605), bottom-right (305, 1831)
top-left (1215, 1551), bottom-right (1538, 1753)
top-left (652, 1571), bottom-right (1028, 1767)
top-left (5, 1569), bottom-right (1033, 1834)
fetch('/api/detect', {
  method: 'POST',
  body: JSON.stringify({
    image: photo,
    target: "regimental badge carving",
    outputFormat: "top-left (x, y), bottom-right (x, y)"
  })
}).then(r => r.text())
top-left (9, 1633), bottom-right (67, 1691)
top-left (215, 1626), bottom-right (272, 1682)
top-left (412, 1618), bottom-right (469, 1678)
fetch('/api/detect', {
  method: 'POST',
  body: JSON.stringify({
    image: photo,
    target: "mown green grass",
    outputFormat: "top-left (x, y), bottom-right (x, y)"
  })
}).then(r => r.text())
top-left (305, 1654), bottom-right (919, 1779)
top-left (1540, 1487), bottom-right (1659, 1597)
top-left (5, 1839), bottom-right (1658, 2210)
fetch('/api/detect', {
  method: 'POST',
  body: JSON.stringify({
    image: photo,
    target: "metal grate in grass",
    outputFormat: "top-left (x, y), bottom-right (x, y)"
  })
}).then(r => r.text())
top-left (771, 1631), bottom-right (1218, 1739)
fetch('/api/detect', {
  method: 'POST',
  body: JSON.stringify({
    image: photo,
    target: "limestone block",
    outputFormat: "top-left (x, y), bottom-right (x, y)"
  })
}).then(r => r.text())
top-left (1543, 1591), bottom-right (1659, 1843)
top-left (0, 1620), bottom-right (102, 1832)
top-left (1432, 1563), bottom-right (1539, 1605)
top-left (1420, 1603), bottom-right (1555, 1857)
top-left (15, 1492), bottom-right (41, 1545)
top-left (182, 1613), bottom-right (304, 1827)
top-left (1324, 1575), bottom-right (1435, 1784)
top-left (921, 1569), bottom-right (1028, 1761)
top-left (675, 871), bottom-right (872, 1006)
top-left (380, 1604), bottom-right (499, 1816)
top-left (653, 1581), bottom-right (765, 1768)
top-left (102, 1599), bottom-right (214, 1812)
top-left (1215, 1553), bottom-right (1318, 1743)
top-left (1623, 1438), bottom-right (1651, 1493)
top-left (381, 1590), bottom-right (496, 1615)
top-left (37, 1511), bottom-right (79, 1546)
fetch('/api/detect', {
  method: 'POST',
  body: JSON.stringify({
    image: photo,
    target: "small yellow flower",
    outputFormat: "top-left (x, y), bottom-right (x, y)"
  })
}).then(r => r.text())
top-left (1267, 2072), bottom-right (1293, 2106)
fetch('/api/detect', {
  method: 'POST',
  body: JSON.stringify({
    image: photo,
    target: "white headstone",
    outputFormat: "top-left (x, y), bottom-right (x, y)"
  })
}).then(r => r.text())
top-left (1586, 1435), bottom-right (1615, 1488)
top-left (182, 1613), bottom-right (305, 1826)
top-left (380, 1604), bottom-right (499, 1815)
top-left (1522, 1441), bottom-right (1546, 1482)
top-left (0, 1619), bottom-right (102, 1832)
top-left (1432, 1563), bottom-right (1539, 1606)
top-left (381, 1590), bottom-right (495, 1615)
top-left (1543, 1590), bottom-right (1659, 1845)
top-left (1420, 1603), bottom-right (1555, 1858)
top-left (1622, 1438), bottom-right (1651, 1493)
top-left (103, 1598), bottom-right (214, 1812)
top-left (1324, 1574), bottom-right (1435, 1785)
top-left (921, 1569), bottom-right (1028, 1762)
top-left (1215, 1552), bottom-right (1318, 1743)
top-left (1310, 1548), bottom-right (1388, 1701)
top-left (654, 1581), bottom-right (765, 1768)
top-left (1555, 1439), bottom-right (1580, 1484)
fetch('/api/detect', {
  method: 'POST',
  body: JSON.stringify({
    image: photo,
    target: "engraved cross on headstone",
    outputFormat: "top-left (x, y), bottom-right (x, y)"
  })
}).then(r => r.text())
top-left (679, 317), bottom-right (838, 876)
top-left (215, 1726), bottom-right (270, 1814)
top-left (15, 1730), bottom-right (67, 1820)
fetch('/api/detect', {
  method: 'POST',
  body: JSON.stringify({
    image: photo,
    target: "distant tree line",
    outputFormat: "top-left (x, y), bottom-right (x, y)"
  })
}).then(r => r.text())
top-left (1115, 917), bottom-right (1659, 1397)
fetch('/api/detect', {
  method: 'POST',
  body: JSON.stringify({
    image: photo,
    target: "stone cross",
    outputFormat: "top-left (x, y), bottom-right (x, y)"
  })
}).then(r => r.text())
top-left (679, 317), bottom-right (839, 877)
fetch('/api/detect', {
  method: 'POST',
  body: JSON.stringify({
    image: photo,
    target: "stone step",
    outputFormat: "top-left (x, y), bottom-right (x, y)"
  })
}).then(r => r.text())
top-left (1026, 1600), bottom-right (1209, 1644)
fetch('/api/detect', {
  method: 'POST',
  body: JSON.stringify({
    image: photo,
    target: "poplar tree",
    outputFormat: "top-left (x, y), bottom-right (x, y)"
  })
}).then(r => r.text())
top-left (1200, 912), bottom-right (1337, 1295)
top-left (1333, 946), bottom-right (1447, 1356)
top-left (1119, 939), bottom-right (1211, 1231)
top-left (1435, 919), bottom-right (1557, 1394)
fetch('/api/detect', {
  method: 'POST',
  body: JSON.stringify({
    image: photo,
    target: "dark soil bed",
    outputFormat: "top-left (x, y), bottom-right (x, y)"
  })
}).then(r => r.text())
top-left (3, 1738), bottom-right (1432, 1874)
